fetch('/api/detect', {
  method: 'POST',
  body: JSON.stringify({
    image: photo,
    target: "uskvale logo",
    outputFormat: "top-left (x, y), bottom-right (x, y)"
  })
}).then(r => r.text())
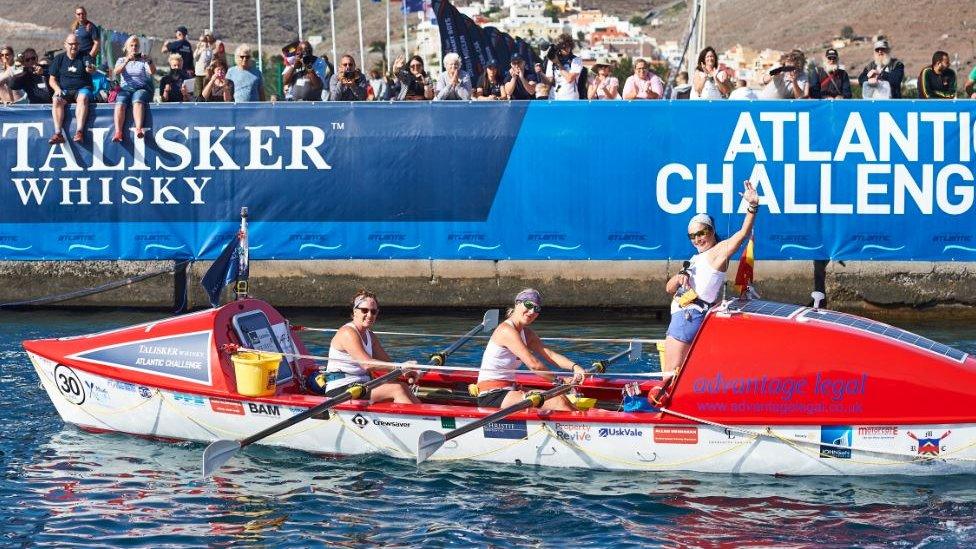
top-left (598, 427), bottom-right (643, 437)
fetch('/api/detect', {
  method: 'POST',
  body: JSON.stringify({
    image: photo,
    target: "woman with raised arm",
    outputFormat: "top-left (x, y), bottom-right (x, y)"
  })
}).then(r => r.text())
top-left (663, 180), bottom-right (760, 374)
top-left (111, 35), bottom-right (155, 142)
top-left (310, 289), bottom-right (420, 404)
top-left (476, 289), bottom-right (586, 411)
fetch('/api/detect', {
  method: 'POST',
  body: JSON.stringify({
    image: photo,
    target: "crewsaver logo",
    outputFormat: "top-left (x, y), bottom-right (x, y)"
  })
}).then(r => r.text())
top-left (352, 413), bottom-right (369, 428)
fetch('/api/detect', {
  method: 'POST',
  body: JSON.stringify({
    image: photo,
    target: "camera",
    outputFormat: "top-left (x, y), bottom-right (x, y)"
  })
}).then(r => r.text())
top-left (342, 69), bottom-right (356, 80)
top-left (538, 40), bottom-right (559, 62)
top-left (769, 65), bottom-right (798, 77)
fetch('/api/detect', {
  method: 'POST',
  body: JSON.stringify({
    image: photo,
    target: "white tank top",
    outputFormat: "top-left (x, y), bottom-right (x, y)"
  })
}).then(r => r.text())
top-left (477, 320), bottom-right (528, 384)
top-left (325, 322), bottom-right (373, 389)
top-left (671, 252), bottom-right (726, 313)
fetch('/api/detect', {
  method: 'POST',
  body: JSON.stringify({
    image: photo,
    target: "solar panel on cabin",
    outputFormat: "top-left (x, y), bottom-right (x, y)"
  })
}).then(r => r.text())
top-left (730, 299), bottom-right (802, 318)
top-left (801, 309), bottom-right (968, 362)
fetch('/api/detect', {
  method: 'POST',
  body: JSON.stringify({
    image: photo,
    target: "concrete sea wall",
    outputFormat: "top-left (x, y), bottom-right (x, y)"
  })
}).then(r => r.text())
top-left (2, 260), bottom-right (975, 315)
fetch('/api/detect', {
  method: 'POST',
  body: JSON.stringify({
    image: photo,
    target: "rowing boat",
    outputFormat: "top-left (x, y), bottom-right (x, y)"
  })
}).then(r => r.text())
top-left (23, 296), bottom-right (976, 476)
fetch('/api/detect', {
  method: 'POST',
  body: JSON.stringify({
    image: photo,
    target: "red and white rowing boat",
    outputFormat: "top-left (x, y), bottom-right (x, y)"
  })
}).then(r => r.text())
top-left (23, 296), bottom-right (976, 476)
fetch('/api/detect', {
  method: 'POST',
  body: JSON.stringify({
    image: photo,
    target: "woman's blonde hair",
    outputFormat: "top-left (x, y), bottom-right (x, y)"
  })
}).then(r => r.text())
top-left (123, 35), bottom-right (140, 53)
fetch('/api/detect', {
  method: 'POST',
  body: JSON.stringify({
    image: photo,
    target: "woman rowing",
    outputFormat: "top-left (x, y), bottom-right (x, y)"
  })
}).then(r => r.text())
top-left (476, 289), bottom-right (586, 410)
top-left (311, 289), bottom-right (420, 404)
top-left (663, 180), bottom-right (759, 374)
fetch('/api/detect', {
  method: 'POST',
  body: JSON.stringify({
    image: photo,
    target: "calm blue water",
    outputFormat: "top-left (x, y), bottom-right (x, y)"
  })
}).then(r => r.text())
top-left (3, 308), bottom-right (976, 547)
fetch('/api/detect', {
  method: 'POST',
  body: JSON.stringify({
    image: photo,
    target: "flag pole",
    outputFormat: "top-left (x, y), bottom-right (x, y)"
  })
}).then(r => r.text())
top-left (330, 0), bottom-right (337, 69)
top-left (386, 0), bottom-right (391, 73)
top-left (256, 0), bottom-right (264, 72)
top-left (297, 0), bottom-right (303, 40)
top-left (209, 0), bottom-right (214, 35)
top-left (403, 1), bottom-right (408, 58)
top-left (357, 0), bottom-right (365, 66)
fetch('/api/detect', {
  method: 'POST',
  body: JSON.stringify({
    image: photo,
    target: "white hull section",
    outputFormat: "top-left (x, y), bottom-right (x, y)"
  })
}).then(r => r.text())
top-left (31, 353), bottom-right (976, 476)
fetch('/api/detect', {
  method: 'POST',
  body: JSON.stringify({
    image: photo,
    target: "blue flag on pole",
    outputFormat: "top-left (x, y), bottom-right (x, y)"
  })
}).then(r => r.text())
top-left (201, 234), bottom-right (241, 308)
top-left (403, 0), bottom-right (423, 13)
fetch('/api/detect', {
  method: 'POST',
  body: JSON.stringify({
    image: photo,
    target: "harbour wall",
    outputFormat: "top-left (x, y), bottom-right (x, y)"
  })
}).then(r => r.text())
top-left (3, 260), bottom-right (975, 314)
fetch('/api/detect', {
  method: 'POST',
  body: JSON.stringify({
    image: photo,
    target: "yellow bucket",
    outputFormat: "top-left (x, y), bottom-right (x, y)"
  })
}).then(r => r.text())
top-left (232, 351), bottom-right (282, 397)
top-left (656, 342), bottom-right (667, 367)
top-left (568, 394), bottom-right (597, 410)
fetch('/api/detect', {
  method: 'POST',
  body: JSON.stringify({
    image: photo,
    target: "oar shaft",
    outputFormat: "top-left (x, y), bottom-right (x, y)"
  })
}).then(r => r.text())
top-left (443, 383), bottom-right (575, 442)
top-left (240, 367), bottom-right (403, 447)
top-left (430, 323), bottom-right (483, 365)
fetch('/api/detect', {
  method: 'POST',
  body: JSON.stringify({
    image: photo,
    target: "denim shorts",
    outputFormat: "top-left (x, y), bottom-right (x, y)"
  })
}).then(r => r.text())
top-left (666, 307), bottom-right (707, 343)
top-left (62, 87), bottom-right (93, 102)
top-left (115, 87), bottom-right (151, 104)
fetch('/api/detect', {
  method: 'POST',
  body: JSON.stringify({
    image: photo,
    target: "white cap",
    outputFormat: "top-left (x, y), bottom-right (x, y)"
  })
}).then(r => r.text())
top-left (687, 213), bottom-right (714, 231)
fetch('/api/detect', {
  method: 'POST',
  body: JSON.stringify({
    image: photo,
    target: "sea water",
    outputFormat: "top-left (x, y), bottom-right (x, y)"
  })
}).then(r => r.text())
top-left (2, 307), bottom-right (976, 547)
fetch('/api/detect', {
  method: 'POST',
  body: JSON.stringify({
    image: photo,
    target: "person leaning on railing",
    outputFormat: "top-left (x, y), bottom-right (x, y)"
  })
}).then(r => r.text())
top-left (389, 54), bottom-right (434, 100)
top-left (918, 50), bottom-right (957, 99)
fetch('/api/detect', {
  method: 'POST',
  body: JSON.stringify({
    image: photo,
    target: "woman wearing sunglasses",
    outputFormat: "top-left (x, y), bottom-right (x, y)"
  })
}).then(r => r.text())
top-left (313, 289), bottom-right (420, 404)
top-left (663, 180), bottom-right (759, 375)
top-left (476, 289), bottom-right (586, 410)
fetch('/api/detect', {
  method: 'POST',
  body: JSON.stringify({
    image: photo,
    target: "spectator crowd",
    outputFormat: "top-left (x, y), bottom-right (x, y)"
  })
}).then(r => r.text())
top-left (2, 6), bottom-right (976, 144)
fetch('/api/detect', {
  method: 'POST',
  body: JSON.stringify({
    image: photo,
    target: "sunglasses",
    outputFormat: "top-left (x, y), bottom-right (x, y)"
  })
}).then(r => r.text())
top-left (409, 63), bottom-right (422, 68)
top-left (874, 48), bottom-right (887, 53)
top-left (522, 301), bottom-right (542, 313)
top-left (688, 228), bottom-right (712, 240)
top-left (357, 307), bottom-right (378, 315)
top-left (238, 55), bottom-right (250, 59)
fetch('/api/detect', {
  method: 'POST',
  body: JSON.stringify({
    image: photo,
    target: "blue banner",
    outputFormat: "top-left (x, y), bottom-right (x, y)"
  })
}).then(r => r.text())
top-left (1, 101), bottom-right (975, 261)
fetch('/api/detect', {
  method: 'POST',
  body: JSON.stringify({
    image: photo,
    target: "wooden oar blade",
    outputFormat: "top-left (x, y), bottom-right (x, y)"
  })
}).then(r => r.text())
top-left (202, 439), bottom-right (242, 479)
top-left (416, 430), bottom-right (447, 465)
top-left (482, 309), bottom-right (500, 331)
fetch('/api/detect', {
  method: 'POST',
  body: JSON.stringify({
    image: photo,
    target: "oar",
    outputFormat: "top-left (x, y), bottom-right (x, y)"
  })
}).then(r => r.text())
top-left (428, 309), bottom-right (499, 365)
top-left (590, 341), bottom-right (642, 373)
top-left (416, 381), bottom-right (577, 465)
top-left (202, 311), bottom-right (497, 479)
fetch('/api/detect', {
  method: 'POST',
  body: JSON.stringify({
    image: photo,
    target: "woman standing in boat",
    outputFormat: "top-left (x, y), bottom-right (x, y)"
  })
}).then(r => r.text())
top-left (477, 289), bottom-right (586, 410)
top-left (314, 289), bottom-right (420, 404)
top-left (664, 180), bottom-right (759, 374)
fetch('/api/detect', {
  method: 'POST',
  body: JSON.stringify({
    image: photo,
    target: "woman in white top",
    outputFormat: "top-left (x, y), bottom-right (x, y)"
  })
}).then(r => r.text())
top-left (663, 180), bottom-right (759, 373)
top-left (476, 289), bottom-right (586, 410)
top-left (315, 289), bottom-right (419, 404)
top-left (692, 47), bottom-right (730, 99)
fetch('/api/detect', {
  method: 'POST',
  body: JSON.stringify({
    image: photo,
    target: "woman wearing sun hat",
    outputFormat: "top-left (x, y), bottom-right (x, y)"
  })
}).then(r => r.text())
top-left (476, 288), bottom-right (586, 410)
top-left (663, 180), bottom-right (759, 374)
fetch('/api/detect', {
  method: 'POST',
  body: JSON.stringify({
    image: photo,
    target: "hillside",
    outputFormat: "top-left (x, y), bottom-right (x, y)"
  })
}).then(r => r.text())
top-left (1, 0), bottom-right (974, 77)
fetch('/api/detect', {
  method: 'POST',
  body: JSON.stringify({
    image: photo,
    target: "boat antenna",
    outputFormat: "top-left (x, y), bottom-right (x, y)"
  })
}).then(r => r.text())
top-left (234, 206), bottom-right (250, 301)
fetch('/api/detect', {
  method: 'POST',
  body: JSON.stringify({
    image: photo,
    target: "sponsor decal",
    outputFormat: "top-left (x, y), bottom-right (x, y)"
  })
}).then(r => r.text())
top-left (352, 413), bottom-right (369, 428)
top-left (247, 403), bottom-right (281, 417)
top-left (138, 386), bottom-right (153, 399)
top-left (84, 380), bottom-right (110, 405)
top-left (555, 423), bottom-right (592, 442)
top-left (857, 426), bottom-right (898, 439)
top-left (653, 426), bottom-right (699, 444)
top-left (483, 420), bottom-right (528, 440)
top-left (820, 426), bottom-right (853, 458)
top-left (68, 331), bottom-right (213, 385)
top-left (107, 379), bottom-right (137, 393)
top-left (440, 417), bottom-right (456, 429)
top-left (173, 392), bottom-right (206, 407)
top-left (373, 418), bottom-right (410, 428)
top-left (210, 398), bottom-right (245, 415)
top-left (908, 430), bottom-right (951, 456)
top-left (597, 426), bottom-right (644, 438)
top-left (54, 365), bottom-right (85, 405)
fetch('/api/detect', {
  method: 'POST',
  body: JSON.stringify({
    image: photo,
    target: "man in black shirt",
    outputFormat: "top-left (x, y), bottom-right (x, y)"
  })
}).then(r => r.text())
top-left (48, 34), bottom-right (95, 144)
top-left (160, 54), bottom-right (192, 102)
top-left (162, 26), bottom-right (195, 78)
top-left (919, 51), bottom-right (957, 99)
top-left (809, 48), bottom-right (852, 99)
top-left (9, 48), bottom-right (52, 104)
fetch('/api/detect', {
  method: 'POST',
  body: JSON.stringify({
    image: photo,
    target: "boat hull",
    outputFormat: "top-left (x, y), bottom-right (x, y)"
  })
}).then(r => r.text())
top-left (30, 351), bottom-right (976, 476)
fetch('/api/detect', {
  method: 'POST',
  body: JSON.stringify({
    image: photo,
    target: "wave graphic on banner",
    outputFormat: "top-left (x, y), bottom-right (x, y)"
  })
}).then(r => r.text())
top-left (538, 243), bottom-right (581, 252)
top-left (144, 244), bottom-right (186, 252)
top-left (299, 243), bottom-right (342, 252)
top-left (943, 245), bottom-right (976, 253)
top-left (0, 244), bottom-right (32, 251)
top-left (617, 244), bottom-right (662, 252)
top-left (68, 244), bottom-right (110, 252)
top-left (861, 245), bottom-right (905, 253)
top-left (780, 244), bottom-right (824, 252)
top-left (378, 243), bottom-right (422, 252)
top-left (458, 243), bottom-right (501, 251)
